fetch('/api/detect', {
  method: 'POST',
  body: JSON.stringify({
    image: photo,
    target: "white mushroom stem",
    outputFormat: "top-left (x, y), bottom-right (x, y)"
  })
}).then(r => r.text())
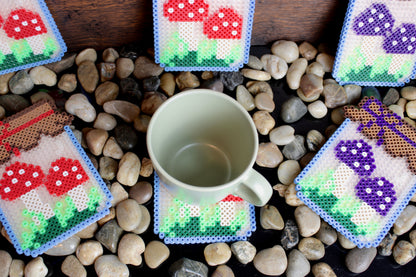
top-left (0, 34), bottom-right (12, 55)
top-left (25, 35), bottom-right (45, 55)
top-left (216, 39), bottom-right (234, 60)
top-left (20, 190), bottom-right (54, 220)
top-left (360, 36), bottom-right (384, 66)
top-left (67, 184), bottom-right (89, 212)
top-left (219, 201), bottom-right (235, 226)
top-left (178, 22), bottom-right (200, 51)
top-left (388, 54), bottom-right (409, 75)
top-left (350, 202), bottom-right (377, 226)
top-left (330, 163), bottom-right (355, 198)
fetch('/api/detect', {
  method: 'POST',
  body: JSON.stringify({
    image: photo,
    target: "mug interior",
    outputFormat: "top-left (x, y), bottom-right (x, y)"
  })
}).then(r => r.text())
top-left (147, 90), bottom-right (257, 188)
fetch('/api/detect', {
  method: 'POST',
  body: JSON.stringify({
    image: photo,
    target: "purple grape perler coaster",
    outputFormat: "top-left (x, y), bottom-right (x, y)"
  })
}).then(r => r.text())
top-left (295, 97), bottom-right (416, 248)
top-left (333, 0), bottom-right (416, 86)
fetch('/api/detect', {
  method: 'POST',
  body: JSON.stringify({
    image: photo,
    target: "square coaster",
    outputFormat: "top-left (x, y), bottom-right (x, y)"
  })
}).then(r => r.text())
top-left (153, 0), bottom-right (256, 71)
top-left (333, 0), bottom-right (416, 86)
top-left (295, 97), bottom-right (416, 247)
top-left (154, 173), bottom-right (256, 244)
top-left (0, 0), bottom-right (67, 75)
top-left (0, 100), bottom-right (112, 257)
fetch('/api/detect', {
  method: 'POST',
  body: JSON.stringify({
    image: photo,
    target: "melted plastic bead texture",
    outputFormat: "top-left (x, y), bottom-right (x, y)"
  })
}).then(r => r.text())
top-left (0, 100), bottom-right (112, 257)
top-left (0, 0), bottom-right (66, 75)
top-left (333, 0), bottom-right (416, 86)
top-left (153, 0), bottom-right (255, 71)
top-left (295, 97), bottom-right (416, 248)
top-left (154, 173), bottom-right (256, 244)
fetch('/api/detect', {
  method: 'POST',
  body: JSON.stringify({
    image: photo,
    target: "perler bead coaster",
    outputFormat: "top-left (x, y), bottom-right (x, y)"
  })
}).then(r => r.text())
top-left (153, 0), bottom-right (256, 71)
top-left (295, 97), bottom-right (416, 248)
top-left (0, 0), bottom-right (66, 75)
top-left (154, 173), bottom-right (256, 244)
top-left (0, 100), bottom-right (112, 257)
top-left (333, 0), bottom-right (416, 86)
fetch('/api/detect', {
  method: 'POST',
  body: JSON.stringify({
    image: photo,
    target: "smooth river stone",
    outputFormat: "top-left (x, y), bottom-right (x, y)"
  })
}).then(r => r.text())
top-left (308, 100), bottom-right (328, 119)
top-left (0, 72), bottom-right (14, 95)
top-left (65, 93), bottom-right (97, 122)
top-left (231, 241), bottom-right (256, 264)
top-left (269, 125), bottom-right (295, 146)
top-left (278, 160), bottom-right (301, 185)
top-left (102, 48), bottom-right (119, 63)
top-left (76, 222), bottom-right (98, 239)
top-left (255, 92), bottom-right (275, 112)
top-left (114, 124), bottom-right (138, 150)
top-left (247, 55), bottom-right (264, 70)
top-left (281, 219), bottom-right (299, 250)
top-left (261, 54), bottom-right (288, 80)
top-left (281, 97), bottom-right (307, 123)
top-left (393, 240), bottom-right (416, 265)
top-left (103, 100), bottom-right (141, 123)
top-left (286, 58), bottom-right (308, 90)
top-left (338, 232), bottom-right (356, 249)
top-left (143, 76), bottom-right (161, 92)
top-left (256, 142), bottom-right (283, 168)
top-left (285, 183), bottom-right (304, 207)
top-left (410, 230), bottom-right (416, 247)
top-left (282, 135), bottom-right (307, 160)
top-left (98, 62), bottom-right (116, 82)
top-left (406, 101), bottom-right (416, 119)
top-left (297, 88), bottom-right (320, 103)
top-left (362, 86), bottom-right (381, 100)
top-left (212, 265), bottom-right (234, 277)
top-left (61, 255), bottom-right (86, 277)
top-left (132, 205), bottom-right (151, 234)
top-left (253, 245), bottom-right (287, 276)
top-left (316, 53), bottom-right (335, 72)
top-left (253, 111), bottom-right (275, 135)
top-left (200, 78), bottom-right (223, 92)
top-left (0, 94), bottom-right (29, 113)
top-left (103, 137), bottom-right (124, 160)
top-left (271, 40), bottom-right (299, 63)
top-left (169, 258), bottom-right (208, 277)
top-left (0, 250), bottom-right (11, 277)
top-left (299, 41), bottom-right (318, 60)
top-left (120, 77), bottom-right (142, 102)
top-left (30, 91), bottom-right (53, 104)
top-left (45, 235), bottom-right (80, 256)
top-left (306, 130), bottom-right (325, 152)
top-left (58, 73), bottom-right (77, 92)
top-left (75, 48), bottom-right (97, 65)
top-left (299, 73), bottom-right (323, 98)
top-left (9, 70), bottom-right (34, 95)
top-left (383, 88), bottom-right (400, 106)
top-left (29, 66), bottom-right (57, 86)
top-left (77, 61), bottom-right (99, 93)
top-left (140, 157), bottom-right (153, 177)
top-left (345, 247), bottom-right (377, 273)
top-left (94, 113), bottom-right (117, 131)
top-left (45, 53), bottom-right (76, 73)
top-left (129, 181), bottom-right (153, 204)
top-left (159, 73), bottom-right (176, 96)
top-left (306, 62), bottom-right (325, 78)
top-left (298, 237), bottom-right (325, 260)
top-left (144, 240), bottom-right (170, 269)
top-left (241, 69), bottom-right (271, 81)
top-left (134, 114), bottom-right (151, 133)
top-left (133, 56), bottom-right (163, 79)
top-left (260, 204), bottom-right (284, 230)
top-left (9, 259), bottom-right (24, 277)
top-left (95, 81), bottom-right (119, 105)
top-left (378, 233), bottom-right (397, 256)
top-left (312, 262), bottom-right (337, 277)
top-left (95, 220), bottom-right (124, 253)
top-left (286, 249), bottom-right (310, 277)
top-left (25, 257), bottom-right (48, 277)
top-left (246, 81), bottom-right (273, 97)
top-left (94, 255), bottom-right (129, 277)
top-left (116, 199), bottom-right (142, 231)
top-left (76, 240), bottom-right (103, 266)
top-left (118, 233), bottom-right (145, 266)
top-left (117, 152), bottom-right (141, 186)
top-left (86, 128), bottom-right (108, 156)
top-left (99, 156), bottom-right (118, 180)
top-left (116, 58), bottom-right (134, 79)
top-left (315, 220), bottom-right (337, 246)
top-left (393, 205), bottom-right (416, 235)
top-left (401, 86), bottom-right (416, 100)
top-left (345, 84), bottom-right (362, 104)
top-left (141, 91), bottom-right (167, 115)
top-left (323, 84), bottom-right (348, 108)
top-left (176, 71), bottom-right (200, 90)
top-left (204, 243), bottom-right (232, 266)
top-left (295, 205), bottom-right (321, 237)
top-left (109, 182), bottom-right (128, 206)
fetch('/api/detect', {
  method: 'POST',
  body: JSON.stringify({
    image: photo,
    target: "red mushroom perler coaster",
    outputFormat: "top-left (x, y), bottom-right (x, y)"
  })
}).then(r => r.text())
top-left (153, 0), bottom-right (256, 71)
top-left (0, 0), bottom-right (66, 75)
top-left (0, 100), bottom-right (112, 257)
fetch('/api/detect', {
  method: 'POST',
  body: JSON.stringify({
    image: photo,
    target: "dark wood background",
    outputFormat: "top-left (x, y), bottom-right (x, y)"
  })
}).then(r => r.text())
top-left (45, 0), bottom-right (348, 52)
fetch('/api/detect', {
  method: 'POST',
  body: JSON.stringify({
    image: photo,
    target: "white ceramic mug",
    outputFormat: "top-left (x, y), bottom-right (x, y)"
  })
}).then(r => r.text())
top-left (147, 89), bottom-right (272, 206)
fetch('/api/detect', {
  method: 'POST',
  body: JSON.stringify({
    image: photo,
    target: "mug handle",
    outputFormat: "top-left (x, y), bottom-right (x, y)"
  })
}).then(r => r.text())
top-left (234, 168), bottom-right (273, 206)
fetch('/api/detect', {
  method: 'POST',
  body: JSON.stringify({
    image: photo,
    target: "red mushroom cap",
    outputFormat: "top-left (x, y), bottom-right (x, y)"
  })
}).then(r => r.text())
top-left (0, 15), bottom-right (3, 28)
top-left (203, 8), bottom-right (243, 40)
top-left (220, 195), bottom-right (244, 202)
top-left (45, 158), bottom-right (89, 197)
top-left (0, 162), bottom-right (45, 201)
top-left (3, 8), bottom-right (47, 40)
top-left (163, 0), bottom-right (209, 22)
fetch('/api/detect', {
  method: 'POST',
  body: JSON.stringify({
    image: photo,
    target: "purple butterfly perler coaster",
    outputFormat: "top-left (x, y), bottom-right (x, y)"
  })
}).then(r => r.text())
top-left (295, 97), bottom-right (416, 248)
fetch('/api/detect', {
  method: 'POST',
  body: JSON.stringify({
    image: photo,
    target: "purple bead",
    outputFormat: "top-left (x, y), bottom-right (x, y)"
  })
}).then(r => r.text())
top-left (383, 23), bottom-right (416, 54)
top-left (353, 3), bottom-right (394, 36)
top-left (335, 140), bottom-right (376, 176)
top-left (355, 177), bottom-right (397, 216)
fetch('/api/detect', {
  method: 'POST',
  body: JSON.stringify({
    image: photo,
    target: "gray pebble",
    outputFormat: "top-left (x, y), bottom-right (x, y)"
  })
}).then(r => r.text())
top-left (393, 205), bottom-right (416, 235)
top-left (114, 124), bottom-right (138, 150)
top-left (260, 204), bottom-right (284, 230)
top-left (169, 258), bottom-right (208, 277)
top-left (281, 97), bottom-right (307, 123)
top-left (345, 247), bottom-right (377, 273)
top-left (200, 78), bottom-right (223, 92)
top-left (95, 220), bottom-right (124, 253)
top-left (344, 84), bottom-right (362, 104)
top-left (230, 241), bottom-right (256, 264)
top-left (294, 205), bottom-right (321, 237)
top-left (282, 135), bottom-right (307, 160)
top-left (219, 71), bottom-right (244, 91)
top-left (323, 84), bottom-right (348, 108)
top-left (281, 219), bottom-right (299, 250)
top-left (315, 220), bottom-right (337, 246)
top-left (99, 157), bottom-right (118, 180)
top-left (383, 88), bottom-right (400, 106)
top-left (45, 235), bottom-right (80, 256)
top-left (377, 233), bottom-right (397, 256)
top-left (236, 85), bottom-right (255, 111)
top-left (9, 70), bottom-right (34, 95)
top-left (286, 249), bottom-right (310, 277)
top-left (253, 245), bottom-right (287, 276)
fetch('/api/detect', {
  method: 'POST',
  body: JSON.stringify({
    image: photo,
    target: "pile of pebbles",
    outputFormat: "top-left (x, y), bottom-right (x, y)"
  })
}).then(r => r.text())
top-left (0, 40), bottom-right (415, 277)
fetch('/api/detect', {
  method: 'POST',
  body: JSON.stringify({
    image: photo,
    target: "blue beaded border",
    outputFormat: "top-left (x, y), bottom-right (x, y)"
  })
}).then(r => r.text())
top-left (0, 0), bottom-right (67, 75)
top-left (0, 127), bottom-right (112, 257)
top-left (332, 0), bottom-right (416, 87)
top-left (295, 119), bottom-right (416, 248)
top-left (153, 172), bottom-right (256, 244)
top-left (152, 0), bottom-right (256, 72)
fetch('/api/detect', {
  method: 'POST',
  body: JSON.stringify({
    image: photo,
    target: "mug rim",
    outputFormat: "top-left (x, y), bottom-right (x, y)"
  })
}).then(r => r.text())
top-left (146, 89), bottom-right (259, 192)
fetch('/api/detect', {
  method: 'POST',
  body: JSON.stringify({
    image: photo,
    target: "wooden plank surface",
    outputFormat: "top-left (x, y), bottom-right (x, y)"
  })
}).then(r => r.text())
top-left (45, 0), bottom-right (347, 52)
